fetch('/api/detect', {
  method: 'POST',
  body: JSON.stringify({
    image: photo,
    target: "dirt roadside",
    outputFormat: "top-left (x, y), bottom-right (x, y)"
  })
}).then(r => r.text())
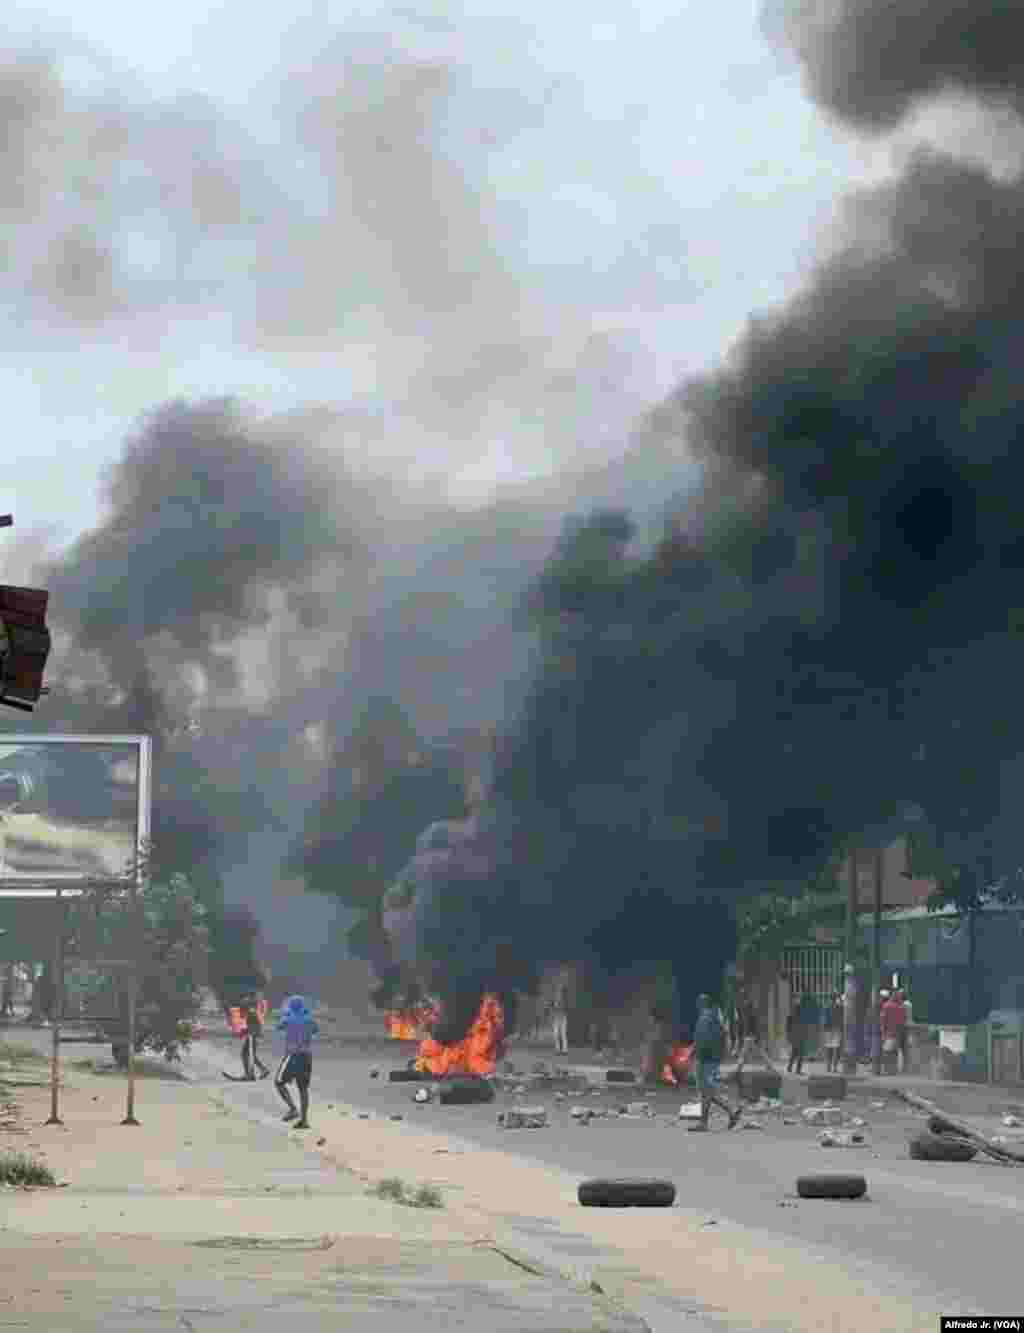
top-left (0, 1048), bottom-right (648, 1332)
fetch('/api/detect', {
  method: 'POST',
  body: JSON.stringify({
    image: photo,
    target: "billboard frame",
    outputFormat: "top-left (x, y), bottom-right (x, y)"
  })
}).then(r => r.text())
top-left (0, 734), bottom-right (152, 897)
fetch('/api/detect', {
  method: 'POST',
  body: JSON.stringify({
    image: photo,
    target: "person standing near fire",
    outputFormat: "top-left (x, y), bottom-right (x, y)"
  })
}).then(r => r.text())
top-left (550, 980), bottom-right (569, 1055)
top-left (274, 994), bottom-right (319, 1129)
top-left (689, 994), bottom-right (741, 1132)
top-left (239, 994), bottom-right (270, 1081)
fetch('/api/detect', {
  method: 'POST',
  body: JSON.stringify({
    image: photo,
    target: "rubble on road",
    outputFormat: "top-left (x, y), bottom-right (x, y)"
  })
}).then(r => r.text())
top-left (819, 1130), bottom-right (867, 1148)
top-left (620, 1101), bottom-right (653, 1118)
top-left (413, 1087), bottom-right (432, 1104)
top-left (570, 1104), bottom-right (610, 1123)
top-left (803, 1105), bottom-right (846, 1126)
top-left (498, 1106), bottom-right (548, 1129)
top-left (1002, 1114), bottom-right (1022, 1127)
top-left (678, 1102), bottom-right (703, 1120)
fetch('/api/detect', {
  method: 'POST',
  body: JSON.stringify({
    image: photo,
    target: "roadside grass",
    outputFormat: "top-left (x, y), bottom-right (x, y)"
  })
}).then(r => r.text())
top-left (372, 1176), bottom-right (443, 1209)
top-left (0, 1042), bottom-right (46, 1065)
top-left (0, 1152), bottom-right (56, 1188)
top-left (69, 1056), bottom-right (187, 1081)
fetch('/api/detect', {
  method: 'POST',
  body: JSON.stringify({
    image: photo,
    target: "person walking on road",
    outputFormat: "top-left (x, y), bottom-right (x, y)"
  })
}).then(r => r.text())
top-left (824, 992), bottom-right (844, 1073)
top-left (732, 990), bottom-right (777, 1077)
top-left (274, 995), bottom-right (319, 1129)
top-left (689, 994), bottom-right (741, 1133)
top-left (239, 995), bottom-right (270, 1081)
top-left (786, 991), bottom-right (818, 1075)
top-left (550, 982), bottom-right (569, 1056)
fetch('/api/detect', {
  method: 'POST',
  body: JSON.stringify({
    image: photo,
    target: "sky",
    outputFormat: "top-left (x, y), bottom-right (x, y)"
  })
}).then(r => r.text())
top-left (0, 0), bottom-right (869, 544)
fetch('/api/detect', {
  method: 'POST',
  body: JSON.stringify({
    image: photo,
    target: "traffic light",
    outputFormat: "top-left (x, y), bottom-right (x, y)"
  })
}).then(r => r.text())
top-left (0, 516), bottom-right (52, 712)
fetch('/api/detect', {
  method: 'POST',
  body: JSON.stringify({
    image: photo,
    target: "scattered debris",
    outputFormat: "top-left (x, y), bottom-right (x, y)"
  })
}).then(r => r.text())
top-left (1002, 1115), bottom-right (1022, 1128)
top-left (819, 1130), bottom-right (866, 1148)
top-left (358, 1113), bottom-right (370, 1120)
top-left (389, 1113), bottom-right (404, 1121)
top-left (370, 1069), bottom-right (380, 1079)
top-left (498, 1106), bottom-right (548, 1129)
top-left (622, 1102), bottom-right (652, 1118)
top-left (803, 1106), bottom-right (846, 1126)
top-left (741, 1120), bottom-right (764, 1130)
top-left (894, 1090), bottom-right (1024, 1165)
top-left (316, 1137), bottom-right (327, 1146)
top-left (870, 1101), bottom-right (886, 1111)
top-left (702, 1218), bottom-right (717, 1227)
top-left (413, 1087), bottom-right (433, 1104)
top-left (678, 1102), bottom-right (703, 1120)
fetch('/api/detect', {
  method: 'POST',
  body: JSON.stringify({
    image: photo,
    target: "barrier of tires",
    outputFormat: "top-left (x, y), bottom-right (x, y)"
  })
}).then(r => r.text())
top-left (796, 1174), bottom-right (867, 1200)
top-left (909, 1130), bottom-right (978, 1162)
top-left (806, 1075), bottom-right (847, 1102)
top-left (438, 1075), bottom-right (495, 1105)
top-left (578, 1178), bottom-right (676, 1208)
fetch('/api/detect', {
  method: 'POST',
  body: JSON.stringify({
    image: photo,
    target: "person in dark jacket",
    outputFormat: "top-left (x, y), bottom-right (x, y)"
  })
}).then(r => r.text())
top-left (690, 994), bottom-right (741, 1132)
top-left (239, 995), bottom-right (270, 1080)
top-left (733, 989), bottom-right (777, 1076)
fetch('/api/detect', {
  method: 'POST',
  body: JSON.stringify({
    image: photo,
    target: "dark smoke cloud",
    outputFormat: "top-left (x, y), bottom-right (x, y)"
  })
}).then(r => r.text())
top-left (768, 0), bottom-right (1024, 132)
top-left (381, 0), bottom-right (1024, 1032)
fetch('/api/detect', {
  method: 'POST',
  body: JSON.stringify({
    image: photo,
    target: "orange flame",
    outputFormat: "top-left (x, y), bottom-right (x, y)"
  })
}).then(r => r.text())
top-left (384, 1003), bottom-right (438, 1040)
top-left (414, 992), bottom-right (505, 1076)
top-left (228, 998), bottom-right (268, 1036)
top-left (660, 1042), bottom-right (694, 1086)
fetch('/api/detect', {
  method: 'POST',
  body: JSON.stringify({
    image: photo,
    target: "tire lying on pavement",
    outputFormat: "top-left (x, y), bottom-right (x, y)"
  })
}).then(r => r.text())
top-left (605, 1070), bottom-right (638, 1084)
top-left (578, 1178), bottom-right (676, 1208)
top-left (909, 1130), bottom-right (978, 1162)
top-left (796, 1174), bottom-right (867, 1200)
top-left (438, 1075), bottom-right (496, 1105)
top-left (806, 1075), bottom-right (847, 1102)
top-left (388, 1069), bottom-right (432, 1082)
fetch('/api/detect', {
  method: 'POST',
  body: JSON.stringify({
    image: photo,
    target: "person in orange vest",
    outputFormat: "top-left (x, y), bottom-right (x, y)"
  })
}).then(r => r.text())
top-left (238, 994), bottom-right (270, 1080)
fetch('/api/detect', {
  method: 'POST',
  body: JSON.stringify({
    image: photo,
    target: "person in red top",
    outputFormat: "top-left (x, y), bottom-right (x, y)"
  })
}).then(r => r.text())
top-left (880, 990), bottom-right (909, 1074)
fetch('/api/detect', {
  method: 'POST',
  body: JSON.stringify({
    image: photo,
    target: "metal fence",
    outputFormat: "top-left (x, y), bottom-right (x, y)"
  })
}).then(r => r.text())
top-left (781, 946), bottom-right (844, 1005)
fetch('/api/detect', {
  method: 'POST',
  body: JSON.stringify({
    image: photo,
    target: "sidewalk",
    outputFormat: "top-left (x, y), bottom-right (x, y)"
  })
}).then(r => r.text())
top-left (0, 1037), bottom-right (647, 1332)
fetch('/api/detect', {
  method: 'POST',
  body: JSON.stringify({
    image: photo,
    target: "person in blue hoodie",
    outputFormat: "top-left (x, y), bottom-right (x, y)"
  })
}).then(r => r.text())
top-left (274, 995), bottom-right (319, 1129)
top-left (690, 993), bottom-right (741, 1133)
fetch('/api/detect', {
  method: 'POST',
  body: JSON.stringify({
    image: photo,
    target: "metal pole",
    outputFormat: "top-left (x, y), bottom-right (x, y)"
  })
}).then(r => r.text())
top-left (843, 850), bottom-right (858, 1076)
top-left (122, 872), bottom-right (141, 1126)
top-left (45, 884), bottom-right (64, 1125)
top-left (872, 848), bottom-right (883, 1077)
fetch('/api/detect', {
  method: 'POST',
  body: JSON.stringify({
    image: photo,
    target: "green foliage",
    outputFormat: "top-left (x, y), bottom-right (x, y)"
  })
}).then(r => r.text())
top-left (371, 1176), bottom-right (443, 1209)
top-left (71, 871), bottom-right (209, 1062)
top-left (736, 858), bottom-right (845, 962)
top-left (0, 1153), bottom-right (56, 1187)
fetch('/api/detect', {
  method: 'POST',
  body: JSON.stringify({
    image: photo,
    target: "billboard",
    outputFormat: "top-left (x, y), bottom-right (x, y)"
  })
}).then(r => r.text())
top-left (0, 735), bottom-right (151, 895)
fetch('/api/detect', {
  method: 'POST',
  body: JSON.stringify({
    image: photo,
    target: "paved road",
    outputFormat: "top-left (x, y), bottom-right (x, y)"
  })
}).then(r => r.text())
top-left (200, 1031), bottom-right (1024, 1320)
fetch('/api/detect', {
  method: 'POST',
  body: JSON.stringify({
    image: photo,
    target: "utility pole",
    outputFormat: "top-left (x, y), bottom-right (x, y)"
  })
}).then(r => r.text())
top-left (871, 848), bottom-right (884, 1077)
top-left (843, 849), bottom-right (859, 1076)
top-left (45, 882), bottom-right (64, 1125)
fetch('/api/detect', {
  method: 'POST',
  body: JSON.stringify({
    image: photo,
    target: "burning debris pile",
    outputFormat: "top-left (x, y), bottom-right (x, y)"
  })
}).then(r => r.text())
top-left (413, 993), bottom-right (505, 1078)
top-left (660, 1043), bottom-right (695, 1087)
top-left (384, 1000), bottom-right (439, 1042)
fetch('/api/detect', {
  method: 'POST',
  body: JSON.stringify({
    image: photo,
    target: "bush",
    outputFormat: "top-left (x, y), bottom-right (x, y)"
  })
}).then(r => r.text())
top-left (371, 1176), bottom-right (443, 1208)
top-left (0, 1152), bottom-right (56, 1187)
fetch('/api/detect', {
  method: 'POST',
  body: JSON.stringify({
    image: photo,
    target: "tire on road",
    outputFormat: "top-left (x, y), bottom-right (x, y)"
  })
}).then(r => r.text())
top-left (438, 1075), bottom-right (495, 1105)
top-left (796, 1174), bottom-right (867, 1200)
top-left (806, 1075), bottom-right (847, 1102)
top-left (388, 1069), bottom-right (432, 1082)
top-left (909, 1130), bottom-right (978, 1162)
top-left (578, 1178), bottom-right (676, 1208)
top-left (605, 1070), bottom-right (637, 1084)
top-left (738, 1070), bottom-right (782, 1103)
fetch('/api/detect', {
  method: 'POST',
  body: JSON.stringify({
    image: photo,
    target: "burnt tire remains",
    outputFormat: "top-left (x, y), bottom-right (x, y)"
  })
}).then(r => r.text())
top-left (796, 1174), bottom-right (867, 1200)
top-left (388, 1069), bottom-right (433, 1082)
top-left (578, 1178), bottom-right (676, 1208)
top-left (909, 1130), bottom-right (978, 1162)
top-left (605, 1070), bottom-right (638, 1084)
top-left (438, 1075), bottom-right (495, 1105)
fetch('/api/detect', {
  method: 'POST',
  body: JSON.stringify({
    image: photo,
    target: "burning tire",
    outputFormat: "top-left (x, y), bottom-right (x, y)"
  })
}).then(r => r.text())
top-left (796, 1174), bottom-right (867, 1200)
top-left (806, 1075), bottom-right (847, 1102)
top-left (909, 1130), bottom-right (978, 1162)
top-left (438, 1075), bottom-right (495, 1105)
top-left (578, 1178), bottom-right (676, 1208)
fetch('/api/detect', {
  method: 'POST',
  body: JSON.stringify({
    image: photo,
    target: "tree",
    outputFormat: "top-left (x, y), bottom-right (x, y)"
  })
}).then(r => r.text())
top-left (908, 827), bottom-right (1024, 1023)
top-left (70, 870), bottom-right (210, 1066)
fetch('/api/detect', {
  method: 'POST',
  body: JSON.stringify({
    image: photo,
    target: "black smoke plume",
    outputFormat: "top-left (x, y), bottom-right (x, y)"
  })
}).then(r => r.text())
top-left (384, 0), bottom-right (1024, 1034)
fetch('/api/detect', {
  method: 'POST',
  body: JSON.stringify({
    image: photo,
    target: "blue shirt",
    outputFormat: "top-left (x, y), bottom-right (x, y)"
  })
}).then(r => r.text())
top-left (277, 1017), bottom-right (319, 1056)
